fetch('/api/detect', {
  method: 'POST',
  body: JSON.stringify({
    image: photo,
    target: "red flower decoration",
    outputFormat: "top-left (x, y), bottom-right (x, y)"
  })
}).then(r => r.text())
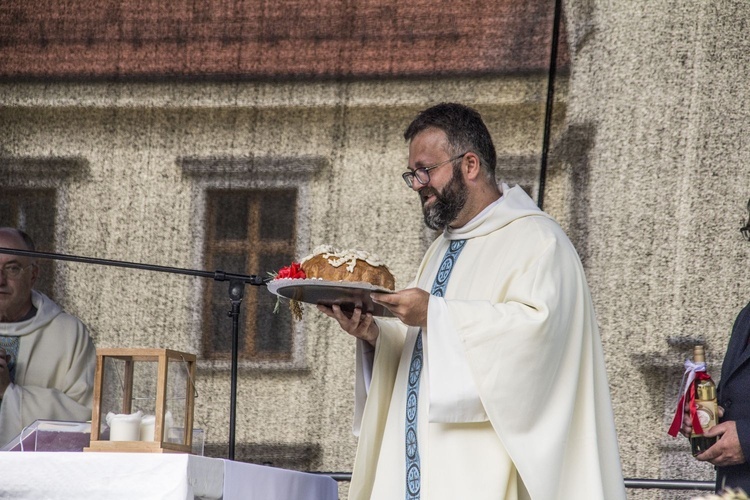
top-left (276, 262), bottom-right (306, 279)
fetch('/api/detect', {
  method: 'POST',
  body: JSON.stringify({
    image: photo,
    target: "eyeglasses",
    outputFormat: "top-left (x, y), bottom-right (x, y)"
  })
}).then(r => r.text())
top-left (0, 263), bottom-right (34, 279)
top-left (402, 152), bottom-right (468, 188)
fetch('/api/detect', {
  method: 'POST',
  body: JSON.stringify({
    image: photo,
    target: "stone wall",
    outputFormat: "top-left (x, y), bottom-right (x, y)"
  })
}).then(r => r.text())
top-left (562, 1), bottom-right (750, 497)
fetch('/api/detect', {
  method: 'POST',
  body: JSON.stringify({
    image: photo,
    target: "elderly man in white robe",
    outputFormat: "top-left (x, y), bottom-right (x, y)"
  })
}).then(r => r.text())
top-left (0, 228), bottom-right (96, 446)
top-left (319, 103), bottom-right (625, 500)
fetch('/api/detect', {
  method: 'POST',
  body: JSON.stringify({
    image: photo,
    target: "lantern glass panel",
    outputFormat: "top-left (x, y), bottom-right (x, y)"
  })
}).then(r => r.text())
top-left (132, 361), bottom-right (158, 415)
top-left (99, 357), bottom-right (125, 437)
top-left (97, 357), bottom-right (158, 442)
top-left (165, 356), bottom-right (190, 446)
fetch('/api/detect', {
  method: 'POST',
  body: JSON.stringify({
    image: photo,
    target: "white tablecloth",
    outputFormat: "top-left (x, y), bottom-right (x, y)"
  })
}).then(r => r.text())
top-left (0, 452), bottom-right (338, 500)
top-left (223, 460), bottom-right (339, 500)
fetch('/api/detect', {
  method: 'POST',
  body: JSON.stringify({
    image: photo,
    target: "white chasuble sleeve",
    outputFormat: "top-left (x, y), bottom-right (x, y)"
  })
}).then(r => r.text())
top-left (444, 228), bottom-right (624, 500)
top-left (352, 318), bottom-right (406, 437)
top-left (349, 318), bottom-right (408, 500)
top-left (356, 340), bottom-right (375, 395)
top-left (425, 296), bottom-right (488, 423)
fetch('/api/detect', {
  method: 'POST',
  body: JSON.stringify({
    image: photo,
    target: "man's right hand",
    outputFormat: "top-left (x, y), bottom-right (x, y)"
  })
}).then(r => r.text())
top-left (317, 305), bottom-right (379, 347)
top-left (696, 420), bottom-right (746, 467)
top-left (0, 348), bottom-right (11, 398)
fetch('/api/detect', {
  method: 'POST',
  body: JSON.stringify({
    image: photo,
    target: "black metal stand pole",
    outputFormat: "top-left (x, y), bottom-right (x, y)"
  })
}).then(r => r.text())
top-left (538, 0), bottom-right (563, 211)
top-left (227, 280), bottom-right (245, 461)
top-left (0, 246), bottom-right (265, 460)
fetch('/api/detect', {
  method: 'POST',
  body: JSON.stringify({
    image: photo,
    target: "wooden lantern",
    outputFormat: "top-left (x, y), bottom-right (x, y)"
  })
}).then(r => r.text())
top-left (85, 348), bottom-right (196, 453)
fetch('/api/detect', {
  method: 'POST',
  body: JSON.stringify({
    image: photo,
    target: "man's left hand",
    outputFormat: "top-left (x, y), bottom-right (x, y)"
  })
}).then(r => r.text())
top-left (371, 288), bottom-right (430, 329)
top-left (696, 421), bottom-right (746, 467)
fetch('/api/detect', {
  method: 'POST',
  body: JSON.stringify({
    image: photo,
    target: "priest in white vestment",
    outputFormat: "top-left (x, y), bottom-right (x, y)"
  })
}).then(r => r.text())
top-left (319, 103), bottom-right (625, 500)
top-left (0, 228), bottom-right (96, 447)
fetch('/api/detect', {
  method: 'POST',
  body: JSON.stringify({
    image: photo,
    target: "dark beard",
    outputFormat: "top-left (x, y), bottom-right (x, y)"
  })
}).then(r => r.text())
top-left (421, 164), bottom-right (468, 230)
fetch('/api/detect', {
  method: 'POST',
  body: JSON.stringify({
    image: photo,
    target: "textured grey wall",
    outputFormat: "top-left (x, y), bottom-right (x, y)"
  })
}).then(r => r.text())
top-left (562, 1), bottom-right (750, 497)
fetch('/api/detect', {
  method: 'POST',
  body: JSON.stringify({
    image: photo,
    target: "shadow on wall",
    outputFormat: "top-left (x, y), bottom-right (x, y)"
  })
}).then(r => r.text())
top-left (548, 121), bottom-right (596, 264)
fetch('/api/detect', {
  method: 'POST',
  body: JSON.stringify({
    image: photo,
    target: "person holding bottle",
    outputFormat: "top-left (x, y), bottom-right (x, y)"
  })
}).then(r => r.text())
top-left (681, 302), bottom-right (750, 492)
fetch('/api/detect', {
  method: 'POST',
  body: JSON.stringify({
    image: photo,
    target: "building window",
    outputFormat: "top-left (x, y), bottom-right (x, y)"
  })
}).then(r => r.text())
top-left (203, 189), bottom-right (297, 361)
top-left (0, 188), bottom-right (57, 298)
top-left (181, 154), bottom-right (327, 370)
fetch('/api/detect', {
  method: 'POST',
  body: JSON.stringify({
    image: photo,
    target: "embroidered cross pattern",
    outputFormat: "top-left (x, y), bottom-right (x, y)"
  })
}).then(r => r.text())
top-left (404, 239), bottom-right (466, 499)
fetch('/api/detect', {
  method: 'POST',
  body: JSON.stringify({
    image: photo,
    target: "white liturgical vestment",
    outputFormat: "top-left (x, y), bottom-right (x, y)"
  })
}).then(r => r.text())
top-left (0, 291), bottom-right (95, 446)
top-left (350, 185), bottom-right (625, 500)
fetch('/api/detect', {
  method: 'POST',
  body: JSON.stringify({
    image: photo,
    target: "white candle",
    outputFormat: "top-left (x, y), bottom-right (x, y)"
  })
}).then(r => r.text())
top-left (139, 415), bottom-right (155, 441)
top-left (106, 411), bottom-right (143, 441)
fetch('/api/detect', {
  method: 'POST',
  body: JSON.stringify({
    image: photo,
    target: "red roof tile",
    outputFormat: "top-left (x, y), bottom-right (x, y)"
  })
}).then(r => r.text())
top-left (0, 0), bottom-right (569, 80)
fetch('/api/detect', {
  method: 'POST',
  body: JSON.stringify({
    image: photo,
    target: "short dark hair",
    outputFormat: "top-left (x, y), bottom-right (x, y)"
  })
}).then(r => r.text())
top-left (404, 103), bottom-right (497, 181)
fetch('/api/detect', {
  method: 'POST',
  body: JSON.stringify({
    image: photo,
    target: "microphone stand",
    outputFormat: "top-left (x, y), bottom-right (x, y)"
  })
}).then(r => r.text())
top-left (0, 246), bottom-right (267, 461)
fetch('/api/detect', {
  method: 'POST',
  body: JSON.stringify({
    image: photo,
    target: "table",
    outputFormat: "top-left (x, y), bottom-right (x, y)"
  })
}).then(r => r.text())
top-left (0, 452), bottom-right (338, 500)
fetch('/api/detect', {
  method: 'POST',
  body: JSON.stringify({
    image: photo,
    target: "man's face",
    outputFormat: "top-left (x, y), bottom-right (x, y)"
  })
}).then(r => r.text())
top-left (0, 230), bottom-right (37, 323)
top-left (408, 128), bottom-right (469, 230)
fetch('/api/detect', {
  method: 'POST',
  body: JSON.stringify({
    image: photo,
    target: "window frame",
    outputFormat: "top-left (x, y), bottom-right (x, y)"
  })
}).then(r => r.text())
top-left (0, 157), bottom-right (88, 300)
top-left (181, 155), bottom-right (326, 371)
top-left (202, 188), bottom-right (299, 361)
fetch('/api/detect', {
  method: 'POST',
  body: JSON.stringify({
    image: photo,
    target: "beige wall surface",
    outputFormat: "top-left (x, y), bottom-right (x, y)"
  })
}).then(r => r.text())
top-left (564, 0), bottom-right (750, 498)
top-left (0, 76), bottom-right (553, 498)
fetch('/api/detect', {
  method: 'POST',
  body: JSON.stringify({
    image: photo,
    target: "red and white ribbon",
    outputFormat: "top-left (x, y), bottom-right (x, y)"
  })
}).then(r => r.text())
top-left (668, 359), bottom-right (710, 437)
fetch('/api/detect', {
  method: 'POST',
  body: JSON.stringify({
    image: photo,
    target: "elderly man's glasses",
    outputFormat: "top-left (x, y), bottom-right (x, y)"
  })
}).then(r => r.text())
top-left (402, 152), bottom-right (468, 188)
top-left (0, 264), bottom-right (33, 279)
